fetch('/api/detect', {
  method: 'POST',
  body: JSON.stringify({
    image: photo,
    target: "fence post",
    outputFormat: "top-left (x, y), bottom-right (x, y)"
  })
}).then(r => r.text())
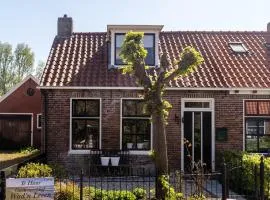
top-left (80, 169), bottom-right (83, 200)
top-left (254, 165), bottom-right (258, 199)
top-left (0, 171), bottom-right (6, 200)
top-left (260, 156), bottom-right (264, 200)
top-left (222, 162), bottom-right (227, 200)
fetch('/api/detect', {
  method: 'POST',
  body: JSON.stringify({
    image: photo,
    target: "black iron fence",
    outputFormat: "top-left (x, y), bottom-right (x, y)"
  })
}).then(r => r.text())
top-left (0, 157), bottom-right (269, 199)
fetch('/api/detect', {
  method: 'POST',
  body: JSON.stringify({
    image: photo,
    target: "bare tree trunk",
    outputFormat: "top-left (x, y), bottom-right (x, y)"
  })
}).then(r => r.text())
top-left (152, 107), bottom-right (168, 199)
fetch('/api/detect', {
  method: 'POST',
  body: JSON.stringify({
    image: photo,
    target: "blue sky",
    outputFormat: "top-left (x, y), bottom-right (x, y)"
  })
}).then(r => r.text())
top-left (0, 0), bottom-right (269, 64)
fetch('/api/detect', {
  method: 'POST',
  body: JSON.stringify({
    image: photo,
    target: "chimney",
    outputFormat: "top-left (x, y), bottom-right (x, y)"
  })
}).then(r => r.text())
top-left (266, 22), bottom-right (270, 45)
top-left (57, 14), bottom-right (73, 37)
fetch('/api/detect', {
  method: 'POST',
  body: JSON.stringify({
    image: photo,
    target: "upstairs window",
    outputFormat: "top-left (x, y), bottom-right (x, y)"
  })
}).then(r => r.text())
top-left (229, 42), bottom-right (248, 53)
top-left (115, 33), bottom-right (155, 66)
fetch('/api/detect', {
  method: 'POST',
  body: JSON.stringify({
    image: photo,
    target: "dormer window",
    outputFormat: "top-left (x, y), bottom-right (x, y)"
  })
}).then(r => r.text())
top-left (229, 42), bottom-right (248, 53)
top-left (115, 33), bottom-right (155, 66)
top-left (108, 25), bottom-right (163, 68)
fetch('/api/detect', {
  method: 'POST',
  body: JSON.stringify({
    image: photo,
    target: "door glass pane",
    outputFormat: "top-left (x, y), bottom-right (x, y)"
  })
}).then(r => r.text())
top-left (194, 112), bottom-right (201, 163)
top-left (185, 102), bottom-right (210, 108)
top-left (184, 112), bottom-right (192, 171)
top-left (202, 112), bottom-right (212, 169)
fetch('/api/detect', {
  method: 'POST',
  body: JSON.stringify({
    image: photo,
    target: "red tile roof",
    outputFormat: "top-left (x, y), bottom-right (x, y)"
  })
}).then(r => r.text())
top-left (41, 31), bottom-right (270, 88)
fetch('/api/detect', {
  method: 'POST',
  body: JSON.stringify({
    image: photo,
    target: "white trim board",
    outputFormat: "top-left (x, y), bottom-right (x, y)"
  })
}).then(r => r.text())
top-left (0, 75), bottom-right (39, 103)
top-left (38, 86), bottom-right (270, 93)
top-left (69, 98), bottom-right (102, 154)
top-left (0, 112), bottom-right (34, 146)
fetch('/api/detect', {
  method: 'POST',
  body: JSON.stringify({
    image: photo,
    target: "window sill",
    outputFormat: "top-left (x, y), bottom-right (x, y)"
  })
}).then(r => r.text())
top-left (128, 150), bottom-right (151, 155)
top-left (109, 64), bottom-right (157, 69)
top-left (68, 150), bottom-right (93, 154)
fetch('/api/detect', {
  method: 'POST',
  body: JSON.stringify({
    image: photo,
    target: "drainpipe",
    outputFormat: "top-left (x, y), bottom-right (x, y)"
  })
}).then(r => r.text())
top-left (42, 90), bottom-right (48, 161)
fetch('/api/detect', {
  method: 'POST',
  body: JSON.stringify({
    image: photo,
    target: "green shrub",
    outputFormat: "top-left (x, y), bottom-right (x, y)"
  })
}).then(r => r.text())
top-left (188, 194), bottom-right (206, 200)
top-left (50, 164), bottom-right (68, 178)
top-left (218, 150), bottom-right (270, 197)
top-left (159, 175), bottom-right (183, 200)
top-left (17, 163), bottom-right (52, 178)
top-left (19, 146), bottom-right (39, 154)
top-left (132, 188), bottom-right (147, 199)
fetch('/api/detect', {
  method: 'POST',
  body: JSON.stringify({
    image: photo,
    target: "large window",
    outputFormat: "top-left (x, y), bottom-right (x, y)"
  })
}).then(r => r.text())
top-left (122, 100), bottom-right (151, 151)
top-left (71, 99), bottom-right (100, 150)
top-left (245, 100), bottom-right (270, 153)
top-left (115, 33), bottom-right (155, 66)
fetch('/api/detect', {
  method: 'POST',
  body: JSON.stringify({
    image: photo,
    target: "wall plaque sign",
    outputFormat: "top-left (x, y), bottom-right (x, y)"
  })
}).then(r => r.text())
top-left (6, 177), bottom-right (54, 200)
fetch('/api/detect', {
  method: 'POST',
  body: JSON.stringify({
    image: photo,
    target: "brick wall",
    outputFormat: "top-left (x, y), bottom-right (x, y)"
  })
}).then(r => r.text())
top-left (41, 89), bottom-right (270, 171)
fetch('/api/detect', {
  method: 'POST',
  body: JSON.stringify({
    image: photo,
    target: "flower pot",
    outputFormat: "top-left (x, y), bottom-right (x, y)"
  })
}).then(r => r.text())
top-left (127, 143), bottom-right (133, 149)
top-left (100, 157), bottom-right (110, 166)
top-left (137, 143), bottom-right (144, 149)
top-left (110, 157), bottom-right (120, 166)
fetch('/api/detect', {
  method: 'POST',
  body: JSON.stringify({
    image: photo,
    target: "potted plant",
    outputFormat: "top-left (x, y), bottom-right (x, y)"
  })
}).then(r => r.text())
top-left (100, 156), bottom-right (110, 166)
top-left (127, 143), bottom-right (133, 149)
top-left (110, 155), bottom-right (120, 166)
top-left (137, 143), bottom-right (144, 149)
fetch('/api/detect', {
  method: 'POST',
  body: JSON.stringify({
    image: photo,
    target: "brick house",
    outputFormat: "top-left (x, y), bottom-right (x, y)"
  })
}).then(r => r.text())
top-left (39, 15), bottom-right (270, 172)
top-left (0, 75), bottom-right (42, 149)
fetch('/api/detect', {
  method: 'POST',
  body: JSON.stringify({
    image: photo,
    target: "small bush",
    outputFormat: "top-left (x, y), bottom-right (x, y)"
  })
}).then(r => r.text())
top-left (19, 146), bottom-right (39, 154)
top-left (55, 181), bottom-right (80, 200)
top-left (132, 188), bottom-right (147, 199)
top-left (17, 163), bottom-right (52, 178)
top-left (188, 194), bottom-right (206, 200)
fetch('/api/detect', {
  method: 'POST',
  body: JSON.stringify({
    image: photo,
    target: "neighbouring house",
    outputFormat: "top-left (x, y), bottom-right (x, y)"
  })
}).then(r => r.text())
top-left (39, 15), bottom-right (270, 172)
top-left (0, 75), bottom-right (42, 149)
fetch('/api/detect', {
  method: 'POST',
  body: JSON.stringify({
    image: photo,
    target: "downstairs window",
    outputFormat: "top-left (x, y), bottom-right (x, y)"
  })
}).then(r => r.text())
top-left (122, 99), bottom-right (151, 151)
top-left (71, 99), bottom-right (100, 150)
top-left (245, 100), bottom-right (270, 153)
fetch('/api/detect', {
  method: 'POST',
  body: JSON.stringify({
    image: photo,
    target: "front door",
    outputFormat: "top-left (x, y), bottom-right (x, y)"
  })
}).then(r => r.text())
top-left (181, 99), bottom-right (214, 172)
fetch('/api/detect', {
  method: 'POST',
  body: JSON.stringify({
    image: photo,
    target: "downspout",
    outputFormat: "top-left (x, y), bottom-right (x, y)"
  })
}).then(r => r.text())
top-left (42, 90), bottom-right (48, 160)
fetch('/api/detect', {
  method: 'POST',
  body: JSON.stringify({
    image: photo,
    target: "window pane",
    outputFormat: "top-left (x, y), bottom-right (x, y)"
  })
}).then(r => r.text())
top-left (259, 136), bottom-right (270, 153)
top-left (116, 34), bottom-right (124, 47)
top-left (245, 101), bottom-right (258, 115)
top-left (246, 136), bottom-right (258, 152)
top-left (115, 34), bottom-right (125, 65)
top-left (73, 100), bottom-right (85, 116)
top-left (85, 101), bottom-right (99, 116)
top-left (72, 119), bottom-right (99, 149)
top-left (122, 119), bottom-right (151, 150)
top-left (123, 100), bottom-right (150, 117)
top-left (144, 35), bottom-right (154, 65)
top-left (143, 35), bottom-right (154, 48)
top-left (259, 102), bottom-right (270, 115)
top-left (185, 102), bottom-right (210, 108)
top-left (72, 100), bottom-right (99, 117)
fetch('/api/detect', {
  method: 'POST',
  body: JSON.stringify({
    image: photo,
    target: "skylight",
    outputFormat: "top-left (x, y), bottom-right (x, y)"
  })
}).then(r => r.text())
top-left (229, 42), bottom-right (248, 53)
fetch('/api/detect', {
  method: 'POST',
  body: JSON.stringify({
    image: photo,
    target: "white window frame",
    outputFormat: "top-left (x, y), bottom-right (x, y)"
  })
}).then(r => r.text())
top-left (110, 30), bottom-right (160, 68)
top-left (120, 98), bottom-right (153, 155)
top-left (181, 98), bottom-right (215, 172)
top-left (69, 98), bottom-right (102, 154)
top-left (37, 113), bottom-right (42, 129)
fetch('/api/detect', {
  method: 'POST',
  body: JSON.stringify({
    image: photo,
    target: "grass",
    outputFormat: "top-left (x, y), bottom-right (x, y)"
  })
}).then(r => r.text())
top-left (0, 147), bottom-right (40, 170)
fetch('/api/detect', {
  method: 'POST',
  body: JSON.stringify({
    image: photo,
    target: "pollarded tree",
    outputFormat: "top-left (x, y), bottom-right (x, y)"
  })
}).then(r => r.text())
top-left (119, 31), bottom-right (204, 199)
